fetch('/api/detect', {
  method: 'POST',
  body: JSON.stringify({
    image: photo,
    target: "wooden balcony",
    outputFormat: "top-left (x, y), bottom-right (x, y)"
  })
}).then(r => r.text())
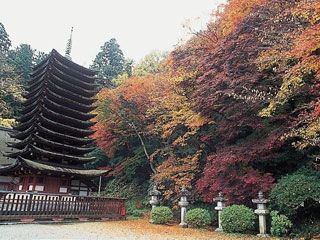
top-left (0, 191), bottom-right (126, 222)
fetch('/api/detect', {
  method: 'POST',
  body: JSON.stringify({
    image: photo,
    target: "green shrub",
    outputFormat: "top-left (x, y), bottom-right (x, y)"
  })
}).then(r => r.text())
top-left (220, 205), bottom-right (256, 233)
top-left (186, 208), bottom-right (211, 228)
top-left (151, 206), bottom-right (173, 224)
top-left (270, 211), bottom-right (292, 237)
top-left (129, 209), bottom-right (145, 218)
top-left (190, 202), bottom-right (218, 224)
top-left (125, 199), bottom-right (149, 219)
top-left (270, 167), bottom-right (320, 217)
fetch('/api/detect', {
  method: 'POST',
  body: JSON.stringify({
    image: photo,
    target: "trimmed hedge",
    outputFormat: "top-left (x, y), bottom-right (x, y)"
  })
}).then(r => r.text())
top-left (220, 205), bottom-right (256, 233)
top-left (151, 206), bottom-right (173, 224)
top-left (186, 208), bottom-right (211, 228)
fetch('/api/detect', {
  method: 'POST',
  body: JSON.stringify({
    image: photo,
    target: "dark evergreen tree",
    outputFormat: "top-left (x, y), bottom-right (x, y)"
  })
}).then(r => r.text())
top-left (8, 44), bottom-right (34, 84)
top-left (8, 44), bottom-right (47, 86)
top-left (33, 51), bottom-right (48, 65)
top-left (124, 58), bottom-right (134, 77)
top-left (91, 38), bottom-right (125, 88)
top-left (0, 22), bottom-right (11, 53)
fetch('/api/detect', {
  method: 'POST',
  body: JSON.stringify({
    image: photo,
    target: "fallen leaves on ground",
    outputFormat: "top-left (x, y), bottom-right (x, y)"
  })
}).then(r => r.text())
top-left (98, 218), bottom-right (272, 240)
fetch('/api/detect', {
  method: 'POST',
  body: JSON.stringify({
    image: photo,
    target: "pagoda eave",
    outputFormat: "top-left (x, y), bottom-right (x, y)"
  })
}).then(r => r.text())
top-left (48, 80), bottom-right (97, 105)
top-left (52, 66), bottom-right (98, 90)
top-left (9, 125), bottom-right (35, 140)
top-left (31, 145), bottom-right (96, 163)
top-left (42, 107), bottom-right (95, 128)
top-left (40, 114), bottom-right (94, 137)
top-left (37, 125), bottom-right (94, 145)
top-left (51, 74), bottom-right (97, 97)
top-left (47, 89), bottom-right (95, 112)
top-left (33, 134), bottom-right (95, 155)
top-left (43, 97), bottom-right (96, 120)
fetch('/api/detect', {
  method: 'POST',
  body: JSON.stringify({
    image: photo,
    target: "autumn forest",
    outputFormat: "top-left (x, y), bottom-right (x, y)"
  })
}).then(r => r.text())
top-left (93, 0), bottom-right (320, 204)
top-left (1, 0), bottom-right (320, 236)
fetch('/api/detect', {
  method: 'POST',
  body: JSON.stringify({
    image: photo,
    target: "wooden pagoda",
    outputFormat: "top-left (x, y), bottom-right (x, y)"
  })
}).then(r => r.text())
top-left (1, 49), bottom-right (107, 196)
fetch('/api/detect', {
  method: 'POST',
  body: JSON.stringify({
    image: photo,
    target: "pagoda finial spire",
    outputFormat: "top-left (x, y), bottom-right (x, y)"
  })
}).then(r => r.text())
top-left (65, 27), bottom-right (73, 60)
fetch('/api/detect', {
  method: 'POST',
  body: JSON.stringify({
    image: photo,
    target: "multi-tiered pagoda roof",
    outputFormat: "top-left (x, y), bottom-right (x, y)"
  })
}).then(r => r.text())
top-left (2, 49), bottom-right (106, 177)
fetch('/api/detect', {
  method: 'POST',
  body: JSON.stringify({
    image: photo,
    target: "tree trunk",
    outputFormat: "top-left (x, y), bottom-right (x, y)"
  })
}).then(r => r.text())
top-left (129, 122), bottom-right (156, 173)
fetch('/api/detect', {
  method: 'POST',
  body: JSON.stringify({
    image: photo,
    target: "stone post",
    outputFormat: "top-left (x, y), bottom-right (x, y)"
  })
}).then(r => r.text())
top-left (149, 185), bottom-right (161, 209)
top-left (149, 185), bottom-right (161, 223)
top-left (178, 187), bottom-right (190, 228)
top-left (213, 192), bottom-right (226, 232)
top-left (252, 191), bottom-right (269, 237)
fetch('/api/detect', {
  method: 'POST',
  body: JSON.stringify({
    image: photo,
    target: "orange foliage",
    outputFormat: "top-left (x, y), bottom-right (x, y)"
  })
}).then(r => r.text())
top-left (120, 75), bottom-right (155, 114)
top-left (92, 122), bottom-right (118, 157)
top-left (312, 102), bottom-right (320, 119)
top-left (290, 25), bottom-right (320, 59)
top-left (218, 0), bottom-right (267, 36)
top-left (152, 151), bottom-right (202, 204)
top-left (291, 0), bottom-right (320, 24)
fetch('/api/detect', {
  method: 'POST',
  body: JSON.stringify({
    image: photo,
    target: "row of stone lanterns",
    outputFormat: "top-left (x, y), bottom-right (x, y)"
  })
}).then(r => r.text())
top-left (149, 186), bottom-right (270, 237)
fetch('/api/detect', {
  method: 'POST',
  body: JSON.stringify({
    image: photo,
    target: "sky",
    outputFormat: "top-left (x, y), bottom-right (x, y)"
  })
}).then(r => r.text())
top-left (1, 0), bottom-right (225, 67)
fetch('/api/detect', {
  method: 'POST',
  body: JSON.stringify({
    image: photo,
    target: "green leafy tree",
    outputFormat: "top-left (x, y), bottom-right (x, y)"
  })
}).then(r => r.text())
top-left (133, 50), bottom-right (167, 76)
top-left (91, 38), bottom-right (125, 88)
top-left (111, 73), bottom-right (129, 86)
top-left (0, 23), bottom-right (23, 118)
top-left (0, 52), bottom-right (23, 118)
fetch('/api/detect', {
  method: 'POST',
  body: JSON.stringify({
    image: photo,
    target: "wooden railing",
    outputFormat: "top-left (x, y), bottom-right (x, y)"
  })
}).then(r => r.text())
top-left (0, 191), bottom-right (126, 221)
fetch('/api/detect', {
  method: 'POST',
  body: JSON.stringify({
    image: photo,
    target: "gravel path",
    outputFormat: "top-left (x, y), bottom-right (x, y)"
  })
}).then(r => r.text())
top-left (0, 219), bottom-right (263, 240)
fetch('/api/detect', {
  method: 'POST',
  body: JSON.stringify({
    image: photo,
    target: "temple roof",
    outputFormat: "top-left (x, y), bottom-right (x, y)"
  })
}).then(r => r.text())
top-left (32, 49), bottom-right (96, 78)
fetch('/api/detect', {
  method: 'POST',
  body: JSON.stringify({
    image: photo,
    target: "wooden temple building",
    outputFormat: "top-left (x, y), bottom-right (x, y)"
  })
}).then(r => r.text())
top-left (0, 49), bottom-right (107, 196)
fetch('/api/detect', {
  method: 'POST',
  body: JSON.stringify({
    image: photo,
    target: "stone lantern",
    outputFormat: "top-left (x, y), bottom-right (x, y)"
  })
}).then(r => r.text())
top-left (149, 185), bottom-right (161, 210)
top-left (252, 191), bottom-right (269, 237)
top-left (178, 187), bottom-right (190, 228)
top-left (213, 192), bottom-right (226, 232)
